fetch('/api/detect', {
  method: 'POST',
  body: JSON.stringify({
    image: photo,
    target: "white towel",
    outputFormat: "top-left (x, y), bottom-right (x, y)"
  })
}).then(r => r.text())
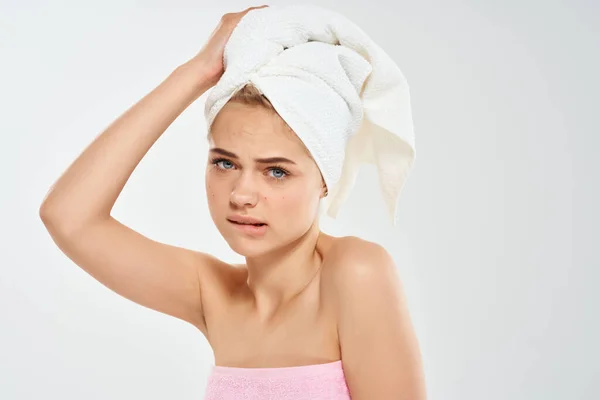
top-left (204, 3), bottom-right (415, 225)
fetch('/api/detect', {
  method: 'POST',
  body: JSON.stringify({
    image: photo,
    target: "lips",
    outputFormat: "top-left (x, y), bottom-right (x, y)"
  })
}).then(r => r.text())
top-left (227, 216), bottom-right (268, 237)
top-left (228, 220), bottom-right (266, 226)
top-left (227, 215), bottom-right (267, 226)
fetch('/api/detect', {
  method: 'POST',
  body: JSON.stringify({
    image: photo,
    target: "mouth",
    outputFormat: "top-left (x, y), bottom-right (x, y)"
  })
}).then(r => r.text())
top-left (227, 219), bottom-right (267, 227)
top-left (227, 219), bottom-right (269, 236)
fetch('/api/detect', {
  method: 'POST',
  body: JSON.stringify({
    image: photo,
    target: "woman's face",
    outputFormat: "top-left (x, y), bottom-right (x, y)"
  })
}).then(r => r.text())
top-left (205, 101), bottom-right (325, 257)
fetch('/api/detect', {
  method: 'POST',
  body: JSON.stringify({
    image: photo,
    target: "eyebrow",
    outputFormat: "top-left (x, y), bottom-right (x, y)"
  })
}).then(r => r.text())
top-left (209, 147), bottom-right (297, 165)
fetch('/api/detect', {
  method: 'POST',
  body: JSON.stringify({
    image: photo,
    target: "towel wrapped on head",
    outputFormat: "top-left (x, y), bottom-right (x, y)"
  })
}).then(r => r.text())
top-left (204, 3), bottom-right (415, 225)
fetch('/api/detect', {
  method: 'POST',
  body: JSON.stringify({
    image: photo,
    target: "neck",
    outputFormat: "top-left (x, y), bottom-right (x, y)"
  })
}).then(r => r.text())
top-left (244, 222), bottom-right (324, 318)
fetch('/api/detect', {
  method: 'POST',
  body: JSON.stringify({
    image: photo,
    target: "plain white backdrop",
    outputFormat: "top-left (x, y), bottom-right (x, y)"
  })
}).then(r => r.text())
top-left (1, 0), bottom-right (595, 399)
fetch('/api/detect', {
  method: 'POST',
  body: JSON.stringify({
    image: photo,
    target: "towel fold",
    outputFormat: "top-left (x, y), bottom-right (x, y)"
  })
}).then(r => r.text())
top-left (204, 3), bottom-right (415, 225)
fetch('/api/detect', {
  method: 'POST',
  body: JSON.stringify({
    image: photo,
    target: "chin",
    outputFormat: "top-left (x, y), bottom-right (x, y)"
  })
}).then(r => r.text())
top-left (228, 241), bottom-right (269, 258)
top-left (223, 234), bottom-right (276, 258)
top-left (216, 221), bottom-right (273, 257)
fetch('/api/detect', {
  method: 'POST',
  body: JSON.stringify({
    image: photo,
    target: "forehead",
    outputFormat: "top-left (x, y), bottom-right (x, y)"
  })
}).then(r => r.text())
top-left (209, 102), bottom-right (308, 156)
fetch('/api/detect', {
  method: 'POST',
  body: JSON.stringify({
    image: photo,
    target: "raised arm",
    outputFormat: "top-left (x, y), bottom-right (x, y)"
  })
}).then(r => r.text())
top-left (39, 6), bottom-right (268, 335)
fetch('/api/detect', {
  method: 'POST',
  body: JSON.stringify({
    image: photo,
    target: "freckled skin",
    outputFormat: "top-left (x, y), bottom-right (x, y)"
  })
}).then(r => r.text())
top-left (205, 102), bottom-right (326, 258)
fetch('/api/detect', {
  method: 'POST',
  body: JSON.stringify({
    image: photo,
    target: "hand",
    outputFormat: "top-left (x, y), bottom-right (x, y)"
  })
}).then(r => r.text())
top-left (188, 5), bottom-right (269, 88)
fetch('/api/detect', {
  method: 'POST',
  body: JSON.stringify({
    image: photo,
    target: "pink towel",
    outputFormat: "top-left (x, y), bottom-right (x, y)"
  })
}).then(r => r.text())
top-left (203, 360), bottom-right (351, 399)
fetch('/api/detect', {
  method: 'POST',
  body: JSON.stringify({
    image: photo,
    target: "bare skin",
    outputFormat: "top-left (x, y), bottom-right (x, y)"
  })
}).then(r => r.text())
top-left (40, 6), bottom-right (426, 399)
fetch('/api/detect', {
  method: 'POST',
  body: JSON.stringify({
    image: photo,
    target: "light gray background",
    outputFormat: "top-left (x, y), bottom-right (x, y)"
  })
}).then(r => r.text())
top-left (0, 0), bottom-right (595, 399)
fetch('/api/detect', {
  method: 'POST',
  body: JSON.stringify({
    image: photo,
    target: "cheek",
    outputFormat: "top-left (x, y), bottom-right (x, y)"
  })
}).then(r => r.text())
top-left (205, 180), bottom-right (214, 198)
top-left (272, 188), bottom-right (316, 215)
top-left (205, 176), bottom-right (226, 204)
top-left (206, 171), bottom-right (225, 188)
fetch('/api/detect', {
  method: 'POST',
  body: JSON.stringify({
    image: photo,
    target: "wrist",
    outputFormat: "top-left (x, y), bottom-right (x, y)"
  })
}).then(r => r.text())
top-left (174, 57), bottom-right (215, 95)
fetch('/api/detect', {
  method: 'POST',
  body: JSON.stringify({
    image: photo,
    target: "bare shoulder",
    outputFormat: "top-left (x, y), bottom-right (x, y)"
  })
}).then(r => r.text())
top-left (321, 235), bottom-right (398, 283)
top-left (188, 251), bottom-right (247, 322)
top-left (320, 234), bottom-right (402, 312)
top-left (318, 236), bottom-right (425, 399)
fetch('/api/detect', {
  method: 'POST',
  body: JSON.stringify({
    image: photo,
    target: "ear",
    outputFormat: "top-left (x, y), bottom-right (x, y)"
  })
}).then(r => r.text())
top-left (321, 182), bottom-right (329, 198)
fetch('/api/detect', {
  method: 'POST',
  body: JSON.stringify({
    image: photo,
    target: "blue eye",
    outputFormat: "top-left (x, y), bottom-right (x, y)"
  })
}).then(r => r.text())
top-left (269, 168), bottom-right (287, 179)
top-left (211, 157), bottom-right (289, 180)
top-left (214, 159), bottom-right (234, 169)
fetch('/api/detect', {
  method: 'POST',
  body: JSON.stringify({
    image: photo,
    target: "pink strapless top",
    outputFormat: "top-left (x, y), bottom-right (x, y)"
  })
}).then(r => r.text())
top-left (203, 360), bottom-right (351, 400)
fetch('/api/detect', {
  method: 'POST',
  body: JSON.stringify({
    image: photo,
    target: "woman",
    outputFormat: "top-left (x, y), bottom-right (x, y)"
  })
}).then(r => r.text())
top-left (39, 5), bottom-right (426, 399)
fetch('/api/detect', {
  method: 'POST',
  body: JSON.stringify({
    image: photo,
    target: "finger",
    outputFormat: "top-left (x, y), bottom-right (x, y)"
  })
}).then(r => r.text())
top-left (243, 5), bottom-right (268, 13)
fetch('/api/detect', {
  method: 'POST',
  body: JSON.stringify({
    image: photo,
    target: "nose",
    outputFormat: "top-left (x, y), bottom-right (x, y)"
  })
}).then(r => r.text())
top-left (230, 174), bottom-right (259, 208)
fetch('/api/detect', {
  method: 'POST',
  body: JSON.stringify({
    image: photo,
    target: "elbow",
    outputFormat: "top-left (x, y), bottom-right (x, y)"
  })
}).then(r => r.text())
top-left (39, 203), bottom-right (109, 239)
top-left (39, 204), bottom-right (68, 236)
top-left (39, 203), bottom-right (84, 238)
top-left (39, 201), bottom-right (63, 226)
top-left (39, 203), bottom-right (56, 226)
